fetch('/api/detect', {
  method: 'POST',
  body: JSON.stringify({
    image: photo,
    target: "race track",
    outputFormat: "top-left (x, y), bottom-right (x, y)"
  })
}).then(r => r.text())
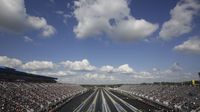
top-left (58, 88), bottom-right (172, 112)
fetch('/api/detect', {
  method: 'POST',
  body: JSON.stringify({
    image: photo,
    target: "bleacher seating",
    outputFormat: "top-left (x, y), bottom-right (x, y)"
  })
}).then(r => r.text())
top-left (0, 81), bottom-right (86, 112)
top-left (118, 84), bottom-right (200, 111)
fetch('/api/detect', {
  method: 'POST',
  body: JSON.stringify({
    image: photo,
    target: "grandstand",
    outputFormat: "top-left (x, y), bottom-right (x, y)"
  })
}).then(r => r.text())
top-left (116, 83), bottom-right (200, 111)
top-left (0, 66), bottom-right (87, 112)
top-left (0, 67), bottom-right (57, 83)
top-left (0, 81), bottom-right (86, 112)
top-left (1, 66), bottom-right (200, 112)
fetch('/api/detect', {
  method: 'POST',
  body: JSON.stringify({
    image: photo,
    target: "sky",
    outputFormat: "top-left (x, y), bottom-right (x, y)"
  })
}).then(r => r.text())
top-left (0, 0), bottom-right (200, 84)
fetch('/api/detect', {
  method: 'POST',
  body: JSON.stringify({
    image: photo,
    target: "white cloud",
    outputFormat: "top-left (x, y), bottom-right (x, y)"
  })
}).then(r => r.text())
top-left (55, 71), bottom-right (68, 76)
top-left (61, 73), bottom-right (117, 84)
top-left (100, 65), bottom-right (114, 73)
top-left (170, 62), bottom-right (183, 72)
top-left (26, 70), bottom-right (77, 77)
top-left (159, 0), bottom-right (200, 40)
top-left (110, 17), bottom-right (158, 41)
top-left (0, 0), bottom-right (26, 32)
top-left (61, 59), bottom-right (96, 71)
top-left (100, 64), bottom-right (134, 74)
top-left (55, 11), bottom-right (64, 15)
top-left (85, 73), bottom-right (99, 79)
top-left (23, 36), bottom-right (33, 42)
top-left (27, 16), bottom-right (56, 37)
top-left (55, 10), bottom-right (71, 25)
top-left (130, 62), bottom-right (192, 82)
top-left (155, 63), bottom-right (187, 79)
top-left (43, 71), bottom-right (75, 77)
top-left (0, 56), bottom-right (22, 68)
top-left (63, 14), bottom-right (71, 24)
top-left (73, 0), bottom-right (158, 41)
top-left (22, 61), bottom-right (55, 71)
top-left (84, 73), bottom-right (115, 81)
top-left (0, 56), bottom-right (195, 84)
top-left (116, 64), bottom-right (134, 74)
top-left (0, 0), bottom-right (56, 37)
top-left (133, 71), bottom-right (154, 79)
top-left (174, 36), bottom-right (200, 54)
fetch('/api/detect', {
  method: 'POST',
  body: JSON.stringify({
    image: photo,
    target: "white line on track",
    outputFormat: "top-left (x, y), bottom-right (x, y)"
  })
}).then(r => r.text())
top-left (87, 89), bottom-right (99, 112)
top-left (104, 89), bottom-right (127, 112)
top-left (101, 89), bottom-right (111, 112)
top-left (106, 89), bottom-right (141, 112)
top-left (73, 90), bottom-right (97, 112)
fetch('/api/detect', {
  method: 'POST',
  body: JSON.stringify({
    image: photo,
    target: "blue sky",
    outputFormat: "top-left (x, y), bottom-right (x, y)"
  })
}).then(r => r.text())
top-left (0, 0), bottom-right (200, 84)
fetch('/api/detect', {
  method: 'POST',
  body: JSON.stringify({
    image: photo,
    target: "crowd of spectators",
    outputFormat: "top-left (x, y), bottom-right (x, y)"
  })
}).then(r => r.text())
top-left (118, 84), bottom-right (200, 111)
top-left (0, 81), bottom-right (86, 112)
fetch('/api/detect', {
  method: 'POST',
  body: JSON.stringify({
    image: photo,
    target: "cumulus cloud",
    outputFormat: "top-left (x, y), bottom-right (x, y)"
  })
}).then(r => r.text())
top-left (22, 61), bottom-right (55, 71)
top-left (133, 71), bottom-right (154, 79)
top-left (109, 17), bottom-right (158, 41)
top-left (100, 65), bottom-right (115, 73)
top-left (117, 64), bottom-right (134, 74)
top-left (0, 0), bottom-right (26, 32)
top-left (73, 0), bottom-right (158, 41)
top-left (130, 62), bottom-right (192, 82)
top-left (83, 73), bottom-right (116, 84)
top-left (56, 71), bottom-right (76, 76)
top-left (0, 55), bottom-right (195, 84)
top-left (31, 70), bottom-right (76, 77)
top-left (85, 73), bottom-right (115, 80)
top-left (60, 59), bottom-right (96, 71)
top-left (0, 0), bottom-right (56, 37)
top-left (100, 64), bottom-right (134, 74)
top-left (0, 56), bottom-right (22, 68)
top-left (174, 36), bottom-right (200, 54)
top-left (85, 73), bottom-right (102, 79)
top-left (159, 0), bottom-right (200, 40)
top-left (26, 16), bottom-right (56, 37)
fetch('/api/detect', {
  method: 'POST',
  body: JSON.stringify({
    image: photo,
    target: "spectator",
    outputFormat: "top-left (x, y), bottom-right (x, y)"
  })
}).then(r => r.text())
top-left (118, 84), bottom-right (200, 111)
top-left (0, 81), bottom-right (86, 112)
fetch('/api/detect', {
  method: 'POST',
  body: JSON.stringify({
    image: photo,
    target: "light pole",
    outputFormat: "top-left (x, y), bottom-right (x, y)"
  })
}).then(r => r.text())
top-left (199, 72), bottom-right (200, 81)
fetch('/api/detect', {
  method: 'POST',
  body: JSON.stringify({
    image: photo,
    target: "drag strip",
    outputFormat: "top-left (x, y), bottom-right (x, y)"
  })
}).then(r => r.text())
top-left (58, 88), bottom-right (168, 112)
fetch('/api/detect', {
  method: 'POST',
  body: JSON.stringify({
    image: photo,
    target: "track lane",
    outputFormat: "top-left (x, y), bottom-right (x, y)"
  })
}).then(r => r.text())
top-left (95, 89), bottom-right (102, 112)
top-left (73, 89), bottom-right (97, 112)
top-left (87, 89), bottom-right (99, 112)
top-left (110, 90), bottom-right (162, 111)
top-left (101, 89), bottom-right (111, 112)
top-left (102, 88), bottom-right (118, 112)
top-left (103, 88), bottom-right (127, 112)
top-left (58, 90), bottom-right (94, 112)
top-left (105, 89), bottom-right (141, 112)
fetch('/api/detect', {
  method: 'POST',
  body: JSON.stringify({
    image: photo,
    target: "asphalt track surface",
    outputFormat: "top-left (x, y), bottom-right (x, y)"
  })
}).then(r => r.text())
top-left (57, 88), bottom-right (172, 112)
